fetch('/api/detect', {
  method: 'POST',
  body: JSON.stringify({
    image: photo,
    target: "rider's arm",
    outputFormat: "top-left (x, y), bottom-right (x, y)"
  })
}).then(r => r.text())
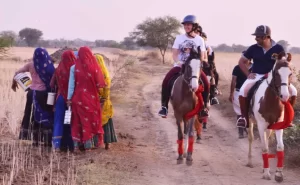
top-left (238, 57), bottom-right (250, 76)
top-left (230, 70), bottom-right (237, 96)
top-left (198, 38), bottom-right (207, 62)
top-left (239, 46), bottom-right (253, 76)
top-left (172, 48), bottom-right (179, 62)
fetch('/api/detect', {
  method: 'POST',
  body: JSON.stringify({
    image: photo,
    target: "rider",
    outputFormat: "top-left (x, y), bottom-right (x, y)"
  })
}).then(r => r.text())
top-left (230, 51), bottom-right (252, 138)
top-left (158, 15), bottom-right (207, 118)
top-left (201, 32), bottom-right (220, 105)
top-left (237, 25), bottom-right (298, 128)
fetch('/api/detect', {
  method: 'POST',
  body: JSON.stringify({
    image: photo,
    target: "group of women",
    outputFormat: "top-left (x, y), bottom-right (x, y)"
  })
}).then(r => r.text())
top-left (13, 46), bottom-right (117, 152)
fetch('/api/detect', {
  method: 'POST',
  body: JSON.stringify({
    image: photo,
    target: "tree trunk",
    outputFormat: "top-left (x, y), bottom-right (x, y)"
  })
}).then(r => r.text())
top-left (159, 48), bottom-right (167, 64)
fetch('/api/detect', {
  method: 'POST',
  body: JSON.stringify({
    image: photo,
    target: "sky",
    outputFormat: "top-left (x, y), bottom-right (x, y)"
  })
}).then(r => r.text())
top-left (1, 0), bottom-right (300, 47)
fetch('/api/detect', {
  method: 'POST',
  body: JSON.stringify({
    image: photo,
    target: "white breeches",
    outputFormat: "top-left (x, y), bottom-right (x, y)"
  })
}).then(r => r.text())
top-left (239, 74), bottom-right (297, 97)
top-left (233, 90), bottom-right (241, 115)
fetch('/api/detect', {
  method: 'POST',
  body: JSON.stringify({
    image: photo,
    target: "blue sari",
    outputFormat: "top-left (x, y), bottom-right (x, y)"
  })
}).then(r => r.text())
top-left (32, 48), bottom-right (55, 146)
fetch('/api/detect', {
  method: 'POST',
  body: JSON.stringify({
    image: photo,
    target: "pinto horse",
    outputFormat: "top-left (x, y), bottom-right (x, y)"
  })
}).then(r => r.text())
top-left (170, 50), bottom-right (202, 165)
top-left (247, 52), bottom-right (294, 182)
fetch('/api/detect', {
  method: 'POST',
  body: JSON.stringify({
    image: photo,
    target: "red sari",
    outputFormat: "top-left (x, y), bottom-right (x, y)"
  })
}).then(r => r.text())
top-left (52, 50), bottom-right (76, 101)
top-left (71, 47), bottom-right (106, 143)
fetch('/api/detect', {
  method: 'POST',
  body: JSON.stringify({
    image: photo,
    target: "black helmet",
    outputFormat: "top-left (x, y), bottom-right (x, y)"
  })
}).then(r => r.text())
top-left (251, 25), bottom-right (271, 37)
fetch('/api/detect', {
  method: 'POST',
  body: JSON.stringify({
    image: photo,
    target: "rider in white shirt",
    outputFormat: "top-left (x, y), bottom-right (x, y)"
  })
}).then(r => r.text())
top-left (158, 15), bottom-right (207, 118)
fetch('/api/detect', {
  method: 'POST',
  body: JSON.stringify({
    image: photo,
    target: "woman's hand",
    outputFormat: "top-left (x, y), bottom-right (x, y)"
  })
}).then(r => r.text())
top-left (67, 100), bottom-right (72, 107)
top-left (11, 80), bottom-right (18, 92)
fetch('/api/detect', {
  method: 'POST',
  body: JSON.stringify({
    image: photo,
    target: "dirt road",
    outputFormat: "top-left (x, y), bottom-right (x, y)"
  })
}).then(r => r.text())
top-left (76, 58), bottom-right (300, 185)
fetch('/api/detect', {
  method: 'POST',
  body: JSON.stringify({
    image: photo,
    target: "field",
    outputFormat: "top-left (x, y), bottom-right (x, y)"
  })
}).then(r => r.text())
top-left (0, 47), bottom-right (300, 185)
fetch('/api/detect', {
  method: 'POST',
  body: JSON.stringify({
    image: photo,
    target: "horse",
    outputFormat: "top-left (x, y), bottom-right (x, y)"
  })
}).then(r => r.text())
top-left (170, 50), bottom-right (202, 165)
top-left (246, 52), bottom-right (294, 182)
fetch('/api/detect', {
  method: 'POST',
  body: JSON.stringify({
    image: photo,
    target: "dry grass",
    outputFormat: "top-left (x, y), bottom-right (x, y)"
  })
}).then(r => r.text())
top-left (0, 47), bottom-right (135, 184)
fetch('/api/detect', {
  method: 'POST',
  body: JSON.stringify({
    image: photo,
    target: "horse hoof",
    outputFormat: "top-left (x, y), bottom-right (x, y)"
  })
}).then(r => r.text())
top-left (203, 128), bottom-right (207, 132)
top-left (262, 174), bottom-right (271, 180)
top-left (177, 155), bottom-right (184, 164)
top-left (275, 171), bottom-right (284, 182)
top-left (186, 155), bottom-right (193, 166)
top-left (246, 163), bottom-right (254, 168)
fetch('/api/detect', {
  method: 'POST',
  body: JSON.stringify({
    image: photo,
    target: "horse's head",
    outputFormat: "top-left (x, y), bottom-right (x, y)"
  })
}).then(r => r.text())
top-left (271, 52), bottom-right (293, 102)
top-left (183, 47), bottom-right (201, 91)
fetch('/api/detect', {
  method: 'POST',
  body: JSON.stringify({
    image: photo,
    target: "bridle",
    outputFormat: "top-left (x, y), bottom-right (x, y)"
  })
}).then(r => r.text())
top-left (266, 63), bottom-right (290, 98)
top-left (182, 62), bottom-right (198, 92)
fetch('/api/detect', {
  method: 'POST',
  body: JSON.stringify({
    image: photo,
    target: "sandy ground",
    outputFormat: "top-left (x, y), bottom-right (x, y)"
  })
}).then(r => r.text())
top-left (74, 56), bottom-right (300, 185)
top-left (2, 48), bottom-right (300, 184)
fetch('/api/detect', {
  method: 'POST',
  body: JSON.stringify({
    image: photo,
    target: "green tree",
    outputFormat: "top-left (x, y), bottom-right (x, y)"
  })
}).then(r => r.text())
top-left (0, 31), bottom-right (17, 46)
top-left (131, 16), bottom-right (181, 63)
top-left (19, 28), bottom-right (43, 47)
top-left (0, 37), bottom-right (11, 59)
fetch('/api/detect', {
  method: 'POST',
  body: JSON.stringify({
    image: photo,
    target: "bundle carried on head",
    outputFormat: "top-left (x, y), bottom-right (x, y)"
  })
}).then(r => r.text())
top-left (50, 46), bottom-right (78, 63)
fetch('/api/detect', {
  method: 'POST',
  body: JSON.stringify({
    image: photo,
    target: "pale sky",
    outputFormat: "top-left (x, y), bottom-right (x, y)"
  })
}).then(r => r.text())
top-left (1, 0), bottom-right (300, 47)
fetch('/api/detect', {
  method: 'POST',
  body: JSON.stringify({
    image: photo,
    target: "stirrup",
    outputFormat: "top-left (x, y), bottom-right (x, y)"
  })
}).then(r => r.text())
top-left (236, 117), bottom-right (247, 128)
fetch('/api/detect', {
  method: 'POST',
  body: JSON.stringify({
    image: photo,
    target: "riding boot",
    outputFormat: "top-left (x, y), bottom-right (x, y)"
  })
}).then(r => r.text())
top-left (210, 85), bottom-right (219, 105)
top-left (158, 86), bottom-right (169, 118)
top-left (237, 96), bottom-right (249, 128)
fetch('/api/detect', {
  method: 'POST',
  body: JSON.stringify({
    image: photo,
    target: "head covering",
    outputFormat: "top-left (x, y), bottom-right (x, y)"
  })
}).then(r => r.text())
top-left (55, 50), bottom-right (76, 101)
top-left (33, 47), bottom-right (55, 91)
top-left (251, 25), bottom-right (271, 37)
top-left (95, 54), bottom-right (114, 125)
top-left (71, 47), bottom-right (106, 142)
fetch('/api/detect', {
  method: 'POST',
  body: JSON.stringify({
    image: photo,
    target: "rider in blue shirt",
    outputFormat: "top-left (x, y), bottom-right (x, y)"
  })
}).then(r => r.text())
top-left (237, 25), bottom-right (297, 128)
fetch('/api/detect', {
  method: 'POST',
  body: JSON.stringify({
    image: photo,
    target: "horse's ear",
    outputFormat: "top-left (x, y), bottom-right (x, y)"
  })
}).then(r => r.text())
top-left (287, 53), bottom-right (292, 62)
top-left (277, 51), bottom-right (286, 60)
top-left (272, 53), bottom-right (278, 60)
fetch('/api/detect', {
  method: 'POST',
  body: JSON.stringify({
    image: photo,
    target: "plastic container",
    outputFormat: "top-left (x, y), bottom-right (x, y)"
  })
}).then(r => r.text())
top-left (64, 107), bottom-right (71, 125)
top-left (47, 92), bottom-right (56, 105)
top-left (13, 73), bottom-right (32, 91)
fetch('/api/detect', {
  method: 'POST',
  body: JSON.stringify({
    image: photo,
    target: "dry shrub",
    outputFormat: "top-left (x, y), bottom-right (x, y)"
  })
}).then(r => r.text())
top-left (109, 55), bottom-right (136, 91)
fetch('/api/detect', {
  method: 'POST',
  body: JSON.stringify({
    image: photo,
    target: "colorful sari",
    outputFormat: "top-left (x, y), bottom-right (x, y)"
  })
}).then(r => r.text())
top-left (71, 47), bottom-right (106, 150)
top-left (32, 48), bottom-right (55, 146)
top-left (52, 50), bottom-right (76, 150)
top-left (95, 54), bottom-right (117, 146)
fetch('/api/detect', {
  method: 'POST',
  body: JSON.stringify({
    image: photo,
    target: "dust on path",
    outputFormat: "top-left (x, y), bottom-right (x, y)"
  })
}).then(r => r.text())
top-left (76, 59), bottom-right (300, 185)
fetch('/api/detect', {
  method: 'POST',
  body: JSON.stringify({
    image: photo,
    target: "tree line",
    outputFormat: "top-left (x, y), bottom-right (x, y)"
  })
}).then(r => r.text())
top-left (0, 17), bottom-right (299, 63)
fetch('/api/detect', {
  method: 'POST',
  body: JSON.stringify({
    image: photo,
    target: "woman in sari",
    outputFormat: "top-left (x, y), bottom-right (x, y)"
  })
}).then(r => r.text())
top-left (30, 48), bottom-right (55, 146)
top-left (50, 50), bottom-right (76, 152)
top-left (95, 54), bottom-right (117, 149)
top-left (67, 47), bottom-right (106, 151)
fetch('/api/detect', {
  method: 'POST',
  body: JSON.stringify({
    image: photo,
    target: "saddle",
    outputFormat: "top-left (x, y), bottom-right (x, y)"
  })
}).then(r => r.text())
top-left (247, 76), bottom-right (267, 112)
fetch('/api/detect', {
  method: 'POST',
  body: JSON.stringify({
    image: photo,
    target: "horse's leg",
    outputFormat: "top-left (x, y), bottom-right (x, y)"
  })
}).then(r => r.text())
top-left (186, 116), bottom-right (195, 165)
top-left (194, 116), bottom-right (202, 143)
top-left (246, 120), bottom-right (254, 168)
top-left (176, 119), bottom-right (184, 163)
top-left (274, 129), bottom-right (284, 183)
top-left (183, 120), bottom-right (188, 158)
top-left (258, 121), bottom-right (271, 180)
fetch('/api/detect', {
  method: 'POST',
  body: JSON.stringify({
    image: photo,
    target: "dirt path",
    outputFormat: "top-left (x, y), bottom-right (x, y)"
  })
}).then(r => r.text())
top-left (77, 59), bottom-right (300, 185)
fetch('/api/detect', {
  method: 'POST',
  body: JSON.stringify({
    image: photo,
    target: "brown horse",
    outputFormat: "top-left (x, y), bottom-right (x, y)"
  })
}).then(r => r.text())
top-left (247, 52), bottom-right (295, 182)
top-left (170, 53), bottom-right (201, 165)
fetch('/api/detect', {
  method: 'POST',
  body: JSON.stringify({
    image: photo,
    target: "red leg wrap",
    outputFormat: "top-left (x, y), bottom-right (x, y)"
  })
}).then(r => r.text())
top-left (277, 151), bottom-right (284, 168)
top-left (177, 140), bottom-right (183, 155)
top-left (262, 153), bottom-right (269, 168)
top-left (187, 137), bottom-right (194, 153)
